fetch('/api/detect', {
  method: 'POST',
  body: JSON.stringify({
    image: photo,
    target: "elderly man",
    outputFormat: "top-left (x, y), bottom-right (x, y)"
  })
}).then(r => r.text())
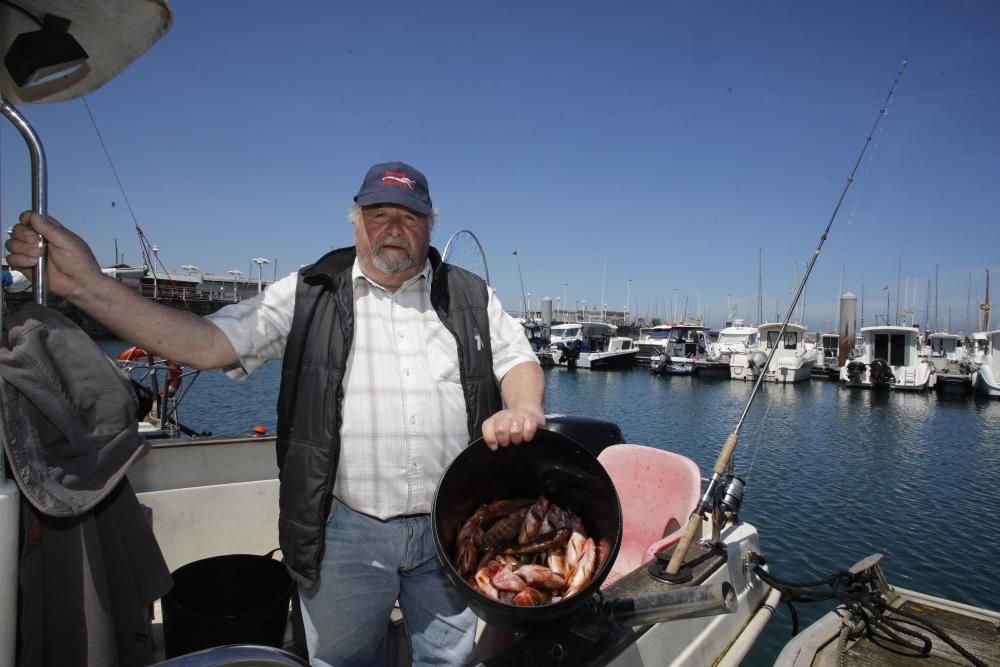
top-left (6, 161), bottom-right (545, 666)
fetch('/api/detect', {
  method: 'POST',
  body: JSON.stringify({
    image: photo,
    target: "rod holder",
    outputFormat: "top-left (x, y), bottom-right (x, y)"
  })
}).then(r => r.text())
top-left (600, 581), bottom-right (737, 629)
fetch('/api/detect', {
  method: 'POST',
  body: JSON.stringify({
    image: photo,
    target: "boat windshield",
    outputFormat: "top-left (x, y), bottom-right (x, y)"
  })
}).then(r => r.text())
top-left (553, 327), bottom-right (580, 338)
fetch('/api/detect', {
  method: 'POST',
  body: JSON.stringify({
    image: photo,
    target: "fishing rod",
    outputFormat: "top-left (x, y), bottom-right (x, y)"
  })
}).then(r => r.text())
top-left (663, 59), bottom-right (909, 579)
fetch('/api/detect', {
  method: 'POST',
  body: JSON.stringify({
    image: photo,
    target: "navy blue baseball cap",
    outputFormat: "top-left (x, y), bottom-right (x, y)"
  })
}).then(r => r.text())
top-left (353, 161), bottom-right (432, 215)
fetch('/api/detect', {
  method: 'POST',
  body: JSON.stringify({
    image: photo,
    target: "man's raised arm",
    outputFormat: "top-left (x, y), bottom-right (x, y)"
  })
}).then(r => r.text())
top-left (6, 211), bottom-right (239, 370)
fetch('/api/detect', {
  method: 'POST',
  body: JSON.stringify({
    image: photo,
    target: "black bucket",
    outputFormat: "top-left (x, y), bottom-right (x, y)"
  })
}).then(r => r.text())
top-left (432, 427), bottom-right (622, 631)
top-left (161, 552), bottom-right (294, 658)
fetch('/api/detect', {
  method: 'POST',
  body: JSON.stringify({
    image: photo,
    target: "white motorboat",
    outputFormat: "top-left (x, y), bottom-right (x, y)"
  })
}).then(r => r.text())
top-left (967, 331), bottom-right (989, 366)
top-left (808, 331), bottom-right (840, 378)
top-left (926, 331), bottom-right (963, 362)
top-left (730, 322), bottom-right (815, 383)
top-left (646, 324), bottom-right (711, 375)
top-left (968, 329), bottom-right (1000, 398)
top-left (545, 322), bottom-right (638, 369)
top-left (634, 324), bottom-right (674, 365)
top-left (707, 323), bottom-right (759, 365)
top-left (839, 325), bottom-right (936, 391)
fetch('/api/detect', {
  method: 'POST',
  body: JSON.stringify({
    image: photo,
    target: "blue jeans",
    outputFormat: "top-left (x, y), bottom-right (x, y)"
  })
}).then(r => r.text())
top-left (298, 498), bottom-right (479, 666)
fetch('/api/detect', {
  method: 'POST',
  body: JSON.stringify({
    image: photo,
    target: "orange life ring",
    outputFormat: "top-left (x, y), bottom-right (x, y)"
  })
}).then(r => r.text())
top-left (164, 361), bottom-right (183, 397)
top-left (118, 347), bottom-right (182, 396)
top-left (117, 346), bottom-right (149, 362)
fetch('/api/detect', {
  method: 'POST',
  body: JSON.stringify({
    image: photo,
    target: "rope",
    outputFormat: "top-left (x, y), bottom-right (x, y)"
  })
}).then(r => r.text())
top-left (81, 99), bottom-right (196, 312)
top-left (748, 555), bottom-right (987, 667)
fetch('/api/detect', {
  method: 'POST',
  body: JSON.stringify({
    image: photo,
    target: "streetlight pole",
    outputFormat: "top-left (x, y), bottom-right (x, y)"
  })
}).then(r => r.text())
top-left (252, 257), bottom-right (270, 293)
top-left (151, 244), bottom-right (159, 299)
top-left (562, 283), bottom-right (568, 321)
top-left (228, 269), bottom-right (242, 302)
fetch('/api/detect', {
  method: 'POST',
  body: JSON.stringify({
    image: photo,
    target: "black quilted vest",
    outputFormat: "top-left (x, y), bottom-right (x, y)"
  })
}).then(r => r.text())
top-left (275, 245), bottom-right (502, 589)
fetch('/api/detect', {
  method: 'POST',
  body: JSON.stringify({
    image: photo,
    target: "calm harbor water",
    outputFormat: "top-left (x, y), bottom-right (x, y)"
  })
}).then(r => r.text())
top-left (101, 340), bottom-right (1000, 665)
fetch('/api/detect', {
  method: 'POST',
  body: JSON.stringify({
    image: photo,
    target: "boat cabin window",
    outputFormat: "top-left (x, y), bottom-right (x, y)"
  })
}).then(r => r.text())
top-left (766, 330), bottom-right (798, 349)
top-left (873, 333), bottom-right (909, 366)
top-left (890, 334), bottom-right (906, 365)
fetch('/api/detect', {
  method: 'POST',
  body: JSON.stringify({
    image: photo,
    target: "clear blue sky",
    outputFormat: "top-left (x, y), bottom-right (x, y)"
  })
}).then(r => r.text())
top-left (2, 1), bottom-right (998, 333)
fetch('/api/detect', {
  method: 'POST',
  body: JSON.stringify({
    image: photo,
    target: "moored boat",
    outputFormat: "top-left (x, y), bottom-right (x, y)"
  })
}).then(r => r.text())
top-left (840, 325), bottom-right (936, 391)
top-left (544, 322), bottom-right (637, 369)
top-left (731, 322), bottom-right (815, 383)
top-left (647, 324), bottom-right (711, 376)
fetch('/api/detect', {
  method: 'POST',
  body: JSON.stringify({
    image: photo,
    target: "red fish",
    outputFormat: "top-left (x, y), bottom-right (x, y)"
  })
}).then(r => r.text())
top-left (491, 564), bottom-right (527, 592)
top-left (515, 564), bottom-right (567, 591)
top-left (514, 587), bottom-right (551, 606)
top-left (564, 537), bottom-right (596, 598)
top-left (518, 496), bottom-right (550, 544)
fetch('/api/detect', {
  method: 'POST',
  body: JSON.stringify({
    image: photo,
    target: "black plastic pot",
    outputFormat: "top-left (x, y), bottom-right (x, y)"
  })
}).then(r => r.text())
top-left (161, 553), bottom-right (293, 658)
top-left (432, 427), bottom-right (622, 631)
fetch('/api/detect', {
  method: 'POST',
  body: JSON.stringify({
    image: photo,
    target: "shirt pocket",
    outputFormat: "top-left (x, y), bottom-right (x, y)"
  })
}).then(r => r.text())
top-left (426, 321), bottom-right (461, 384)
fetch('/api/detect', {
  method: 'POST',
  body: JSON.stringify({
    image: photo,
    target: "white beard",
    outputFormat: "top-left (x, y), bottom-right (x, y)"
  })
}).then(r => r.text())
top-left (371, 238), bottom-right (414, 274)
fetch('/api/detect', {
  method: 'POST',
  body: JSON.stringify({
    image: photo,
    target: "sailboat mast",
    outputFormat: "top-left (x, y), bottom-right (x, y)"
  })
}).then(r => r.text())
top-left (893, 257), bottom-right (906, 326)
top-left (935, 264), bottom-right (940, 332)
top-left (924, 278), bottom-right (931, 333)
top-left (757, 249), bottom-right (763, 326)
top-left (600, 258), bottom-right (606, 322)
top-left (985, 269), bottom-right (992, 332)
top-left (965, 272), bottom-right (972, 335)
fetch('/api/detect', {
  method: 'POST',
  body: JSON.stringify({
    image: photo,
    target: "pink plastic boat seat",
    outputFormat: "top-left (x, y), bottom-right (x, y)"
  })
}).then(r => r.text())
top-left (596, 444), bottom-right (702, 587)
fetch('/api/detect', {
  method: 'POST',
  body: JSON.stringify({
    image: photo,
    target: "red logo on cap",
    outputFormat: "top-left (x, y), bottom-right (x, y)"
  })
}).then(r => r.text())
top-left (382, 171), bottom-right (416, 190)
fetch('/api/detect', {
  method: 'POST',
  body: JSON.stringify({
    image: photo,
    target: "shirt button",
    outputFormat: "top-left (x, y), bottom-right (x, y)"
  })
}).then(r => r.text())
top-left (409, 416), bottom-right (416, 425)
top-left (404, 368), bottom-right (410, 376)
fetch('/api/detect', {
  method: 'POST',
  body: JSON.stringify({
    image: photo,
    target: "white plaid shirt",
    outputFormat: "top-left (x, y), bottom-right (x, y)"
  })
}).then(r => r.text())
top-left (207, 258), bottom-right (537, 519)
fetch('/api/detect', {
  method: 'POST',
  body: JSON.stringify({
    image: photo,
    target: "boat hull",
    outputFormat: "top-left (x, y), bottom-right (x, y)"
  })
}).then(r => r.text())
top-left (971, 365), bottom-right (1000, 397)
top-left (580, 350), bottom-right (638, 369)
top-left (838, 361), bottom-right (936, 391)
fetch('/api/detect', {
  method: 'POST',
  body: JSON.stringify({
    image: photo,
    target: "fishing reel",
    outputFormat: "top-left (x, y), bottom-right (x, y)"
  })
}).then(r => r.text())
top-left (709, 475), bottom-right (746, 545)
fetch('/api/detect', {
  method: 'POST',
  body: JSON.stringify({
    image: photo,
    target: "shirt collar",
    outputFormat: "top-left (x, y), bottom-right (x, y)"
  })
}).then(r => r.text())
top-left (352, 258), bottom-right (433, 294)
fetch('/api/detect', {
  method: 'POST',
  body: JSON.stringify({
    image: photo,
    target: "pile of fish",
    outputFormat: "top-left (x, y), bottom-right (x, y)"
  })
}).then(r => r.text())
top-left (453, 495), bottom-right (596, 606)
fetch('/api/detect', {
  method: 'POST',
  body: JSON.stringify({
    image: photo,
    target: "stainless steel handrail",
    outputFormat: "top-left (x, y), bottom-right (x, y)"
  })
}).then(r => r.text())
top-left (0, 94), bottom-right (48, 306)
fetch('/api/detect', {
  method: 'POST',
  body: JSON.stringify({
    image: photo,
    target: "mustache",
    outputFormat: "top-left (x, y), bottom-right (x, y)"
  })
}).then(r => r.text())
top-left (373, 236), bottom-right (412, 255)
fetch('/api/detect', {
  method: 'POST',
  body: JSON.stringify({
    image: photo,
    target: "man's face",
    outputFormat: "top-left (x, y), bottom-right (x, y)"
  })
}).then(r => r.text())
top-left (356, 204), bottom-right (431, 287)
